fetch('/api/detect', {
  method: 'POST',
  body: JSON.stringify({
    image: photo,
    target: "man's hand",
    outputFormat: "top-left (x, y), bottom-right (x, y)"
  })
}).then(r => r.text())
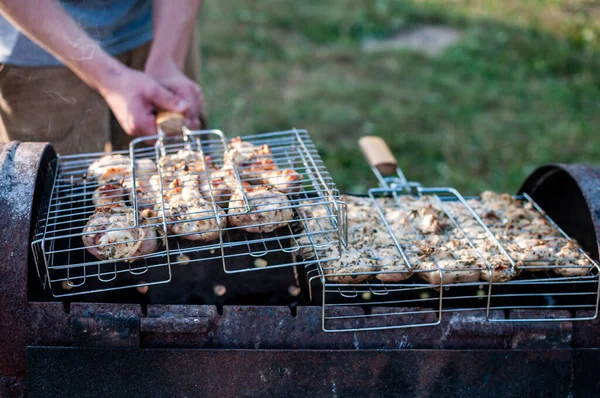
top-left (146, 60), bottom-right (204, 130)
top-left (98, 66), bottom-right (190, 137)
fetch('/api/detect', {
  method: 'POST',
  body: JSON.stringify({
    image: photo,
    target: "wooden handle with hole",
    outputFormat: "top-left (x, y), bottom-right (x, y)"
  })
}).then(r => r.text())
top-left (359, 135), bottom-right (398, 176)
top-left (156, 110), bottom-right (185, 134)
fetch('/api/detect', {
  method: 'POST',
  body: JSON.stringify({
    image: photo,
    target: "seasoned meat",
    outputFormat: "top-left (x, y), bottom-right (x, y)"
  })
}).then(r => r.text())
top-left (156, 193), bottom-right (226, 242)
top-left (414, 247), bottom-right (481, 285)
top-left (555, 241), bottom-right (593, 277)
top-left (87, 154), bottom-right (130, 182)
top-left (92, 183), bottom-right (127, 208)
top-left (225, 137), bottom-right (272, 166)
top-left (479, 256), bottom-right (518, 282)
top-left (259, 168), bottom-right (303, 195)
top-left (177, 171), bottom-right (232, 207)
top-left (228, 185), bottom-right (294, 233)
top-left (158, 150), bottom-right (214, 173)
top-left (374, 247), bottom-right (413, 283)
top-left (324, 248), bottom-right (378, 284)
top-left (88, 155), bottom-right (157, 184)
top-left (82, 206), bottom-right (158, 262)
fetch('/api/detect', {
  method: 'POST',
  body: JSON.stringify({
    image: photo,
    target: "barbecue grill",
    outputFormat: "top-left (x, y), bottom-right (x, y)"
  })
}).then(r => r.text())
top-left (3, 138), bottom-right (600, 397)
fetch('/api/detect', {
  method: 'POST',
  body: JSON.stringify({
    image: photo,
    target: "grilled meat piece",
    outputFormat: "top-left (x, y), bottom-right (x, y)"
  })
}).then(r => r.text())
top-left (156, 190), bottom-right (226, 242)
top-left (374, 247), bottom-right (413, 283)
top-left (415, 249), bottom-right (481, 285)
top-left (555, 241), bottom-right (593, 277)
top-left (158, 150), bottom-right (214, 173)
top-left (324, 248), bottom-right (378, 284)
top-left (88, 155), bottom-right (157, 184)
top-left (259, 168), bottom-right (302, 195)
top-left (82, 206), bottom-right (159, 262)
top-left (225, 137), bottom-right (272, 166)
top-left (92, 183), bottom-right (127, 208)
top-left (87, 154), bottom-right (130, 182)
top-left (228, 185), bottom-right (294, 233)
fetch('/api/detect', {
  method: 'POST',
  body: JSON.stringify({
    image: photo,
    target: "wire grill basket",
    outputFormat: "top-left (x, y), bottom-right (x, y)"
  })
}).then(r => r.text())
top-left (306, 136), bottom-right (600, 332)
top-left (32, 127), bottom-right (346, 297)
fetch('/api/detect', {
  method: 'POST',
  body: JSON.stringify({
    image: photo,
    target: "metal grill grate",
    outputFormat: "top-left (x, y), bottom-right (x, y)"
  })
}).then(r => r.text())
top-left (31, 128), bottom-right (346, 297)
top-left (305, 136), bottom-right (600, 332)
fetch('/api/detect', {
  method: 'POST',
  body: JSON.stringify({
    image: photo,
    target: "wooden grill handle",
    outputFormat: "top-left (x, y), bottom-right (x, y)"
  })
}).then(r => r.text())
top-left (156, 110), bottom-right (185, 135)
top-left (359, 135), bottom-right (398, 176)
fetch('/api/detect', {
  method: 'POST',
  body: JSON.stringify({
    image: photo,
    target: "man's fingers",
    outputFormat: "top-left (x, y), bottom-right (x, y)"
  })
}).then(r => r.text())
top-left (149, 83), bottom-right (190, 114)
top-left (185, 116), bottom-right (201, 130)
top-left (128, 107), bottom-right (158, 137)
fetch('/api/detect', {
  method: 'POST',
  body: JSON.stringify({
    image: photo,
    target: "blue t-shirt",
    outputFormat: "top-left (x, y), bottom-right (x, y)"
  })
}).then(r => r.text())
top-left (0, 0), bottom-right (152, 66)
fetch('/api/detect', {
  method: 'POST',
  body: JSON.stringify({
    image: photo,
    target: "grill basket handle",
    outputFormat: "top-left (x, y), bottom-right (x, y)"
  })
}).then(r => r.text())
top-left (156, 110), bottom-right (185, 135)
top-left (359, 135), bottom-right (398, 176)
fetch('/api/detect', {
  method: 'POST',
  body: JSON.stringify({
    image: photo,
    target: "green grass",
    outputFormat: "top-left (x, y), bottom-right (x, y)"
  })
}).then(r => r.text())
top-left (198, 0), bottom-right (600, 195)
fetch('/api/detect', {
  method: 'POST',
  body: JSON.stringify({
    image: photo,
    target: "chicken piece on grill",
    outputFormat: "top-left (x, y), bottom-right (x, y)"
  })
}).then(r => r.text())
top-left (225, 141), bottom-right (303, 194)
top-left (92, 183), bottom-right (127, 208)
top-left (259, 168), bottom-right (303, 195)
top-left (82, 206), bottom-right (159, 262)
top-left (87, 156), bottom-right (156, 210)
top-left (241, 151), bottom-right (302, 194)
top-left (474, 241), bottom-right (517, 282)
top-left (408, 205), bottom-right (451, 234)
top-left (480, 257), bottom-right (518, 283)
top-left (211, 164), bottom-right (244, 189)
top-left (87, 154), bottom-right (130, 182)
top-left (374, 247), bottom-right (413, 283)
top-left (156, 187), bottom-right (226, 242)
top-left (158, 150), bottom-right (214, 173)
top-left (324, 248), bottom-right (378, 284)
top-left (125, 178), bottom-right (159, 210)
top-left (177, 171), bottom-right (232, 207)
top-left (555, 241), bottom-right (593, 277)
top-left (134, 158), bottom-right (158, 178)
top-left (228, 185), bottom-right (294, 233)
top-left (480, 191), bottom-right (518, 207)
top-left (505, 241), bottom-right (555, 273)
top-left (88, 155), bottom-right (157, 184)
top-left (225, 137), bottom-right (272, 166)
top-left (415, 249), bottom-right (481, 285)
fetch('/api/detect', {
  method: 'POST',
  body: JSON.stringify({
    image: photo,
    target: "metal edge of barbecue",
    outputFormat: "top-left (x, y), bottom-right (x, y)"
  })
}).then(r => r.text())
top-left (30, 123), bottom-right (348, 297)
top-left (308, 135), bottom-right (600, 332)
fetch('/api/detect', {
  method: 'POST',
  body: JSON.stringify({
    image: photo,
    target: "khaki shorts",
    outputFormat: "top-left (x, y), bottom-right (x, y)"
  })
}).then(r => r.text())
top-left (0, 34), bottom-right (201, 155)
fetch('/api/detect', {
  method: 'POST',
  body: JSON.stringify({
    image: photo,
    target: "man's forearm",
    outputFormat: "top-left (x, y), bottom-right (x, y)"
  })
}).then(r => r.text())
top-left (146, 0), bottom-right (203, 72)
top-left (0, 0), bottom-right (124, 92)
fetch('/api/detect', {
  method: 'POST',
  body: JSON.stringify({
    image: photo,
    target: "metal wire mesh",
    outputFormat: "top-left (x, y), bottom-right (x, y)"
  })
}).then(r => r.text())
top-left (308, 187), bottom-right (600, 332)
top-left (455, 193), bottom-right (600, 322)
top-left (31, 128), bottom-right (345, 296)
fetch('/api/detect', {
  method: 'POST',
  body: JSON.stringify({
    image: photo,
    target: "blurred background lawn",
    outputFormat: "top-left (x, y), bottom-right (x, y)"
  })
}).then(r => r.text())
top-left (199, 0), bottom-right (600, 195)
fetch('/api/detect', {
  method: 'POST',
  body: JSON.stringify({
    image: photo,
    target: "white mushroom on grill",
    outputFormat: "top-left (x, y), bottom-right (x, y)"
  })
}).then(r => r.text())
top-left (82, 206), bottom-right (159, 261)
top-left (228, 184), bottom-right (294, 233)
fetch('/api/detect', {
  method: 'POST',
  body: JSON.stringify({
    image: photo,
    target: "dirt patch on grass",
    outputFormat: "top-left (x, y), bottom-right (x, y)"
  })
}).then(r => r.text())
top-left (362, 25), bottom-right (460, 56)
